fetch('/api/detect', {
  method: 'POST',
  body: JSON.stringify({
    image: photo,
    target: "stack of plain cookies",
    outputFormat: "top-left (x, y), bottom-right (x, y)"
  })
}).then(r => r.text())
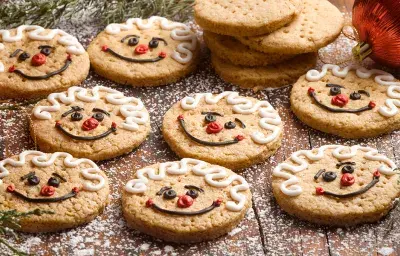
top-left (195, 0), bottom-right (344, 91)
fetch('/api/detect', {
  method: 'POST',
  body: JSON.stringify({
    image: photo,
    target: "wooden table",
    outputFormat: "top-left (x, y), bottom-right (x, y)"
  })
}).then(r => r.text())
top-left (2, 0), bottom-right (400, 255)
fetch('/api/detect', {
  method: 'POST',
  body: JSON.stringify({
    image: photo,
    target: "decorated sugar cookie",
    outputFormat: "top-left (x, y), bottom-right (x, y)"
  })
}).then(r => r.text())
top-left (0, 151), bottom-right (109, 232)
top-left (87, 16), bottom-right (200, 87)
top-left (291, 64), bottom-right (400, 138)
top-left (162, 92), bottom-right (283, 170)
top-left (122, 158), bottom-right (251, 243)
top-left (272, 145), bottom-right (400, 226)
top-left (0, 25), bottom-right (89, 99)
top-left (31, 86), bottom-right (150, 161)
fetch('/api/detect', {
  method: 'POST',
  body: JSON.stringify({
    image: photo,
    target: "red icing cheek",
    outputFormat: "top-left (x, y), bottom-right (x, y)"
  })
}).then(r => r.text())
top-left (206, 122), bottom-right (223, 134)
top-left (331, 94), bottom-right (349, 107)
top-left (340, 173), bottom-right (355, 186)
top-left (31, 53), bottom-right (47, 66)
top-left (82, 118), bottom-right (99, 131)
top-left (177, 195), bottom-right (194, 208)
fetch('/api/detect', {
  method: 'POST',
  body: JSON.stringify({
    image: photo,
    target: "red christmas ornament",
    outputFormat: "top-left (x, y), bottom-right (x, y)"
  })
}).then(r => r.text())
top-left (352, 0), bottom-right (400, 68)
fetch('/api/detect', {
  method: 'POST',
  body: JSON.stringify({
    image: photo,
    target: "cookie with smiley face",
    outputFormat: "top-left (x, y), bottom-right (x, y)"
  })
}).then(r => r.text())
top-left (0, 25), bottom-right (89, 99)
top-left (0, 151), bottom-right (109, 232)
top-left (122, 158), bottom-right (251, 243)
top-left (291, 64), bottom-right (400, 138)
top-left (31, 86), bottom-right (150, 161)
top-left (162, 92), bottom-right (283, 170)
top-left (272, 145), bottom-right (400, 226)
top-left (87, 16), bottom-right (200, 87)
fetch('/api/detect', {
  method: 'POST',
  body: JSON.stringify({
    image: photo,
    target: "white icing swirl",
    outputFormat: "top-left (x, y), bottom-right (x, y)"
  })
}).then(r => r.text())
top-left (124, 158), bottom-right (250, 212)
top-left (105, 16), bottom-right (197, 64)
top-left (0, 151), bottom-right (106, 191)
top-left (33, 86), bottom-right (149, 132)
top-left (305, 64), bottom-right (400, 117)
top-left (180, 91), bottom-right (282, 144)
top-left (273, 145), bottom-right (397, 196)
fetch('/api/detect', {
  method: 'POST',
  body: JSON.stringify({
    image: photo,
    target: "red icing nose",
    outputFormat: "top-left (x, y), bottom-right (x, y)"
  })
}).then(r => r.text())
top-left (331, 94), bottom-right (349, 107)
top-left (82, 118), bottom-right (99, 131)
top-left (206, 122), bottom-right (223, 134)
top-left (341, 173), bottom-right (355, 186)
top-left (177, 195), bottom-right (194, 208)
top-left (31, 53), bottom-right (47, 66)
top-left (135, 44), bottom-right (149, 54)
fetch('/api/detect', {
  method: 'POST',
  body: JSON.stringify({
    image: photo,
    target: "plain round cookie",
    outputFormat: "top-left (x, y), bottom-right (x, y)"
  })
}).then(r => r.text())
top-left (194, 0), bottom-right (298, 37)
top-left (122, 159), bottom-right (252, 243)
top-left (0, 26), bottom-right (89, 99)
top-left (31, 86), bottom-right (151, 161)
top-left (0, 151), bottom-right (109, 233)
top-left (271, 145), bottom-right (400, 226)
top-left (203, 31), bottom-right (295, 67)
top-left (88, 17), bottom-right (200, 87)
top-left (212, 53), bottom-right (317, 91)
top-left (290, 65), bottom-right (400, 138)
top-left (162, 92), bottom-right (283, 170)
top-left (236, 0), bottom-right (344, 54)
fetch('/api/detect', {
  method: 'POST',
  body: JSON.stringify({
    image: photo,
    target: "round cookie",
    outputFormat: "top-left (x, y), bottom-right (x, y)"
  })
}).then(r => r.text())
top-left (31, 86), bottom-right (150, 161)
top-left (291, 64), bottom-right (400, 138)
top-left (272, 145), bottom-right (400, 226)
top-left (194, 0), bottom-right (298, 37)
top-left (162, 91), bottom-right (283, 170)
top-left (236, 0), bottom-right (344, 54)
top-left (211, 53), bottom-right (317, 91)
top-left (0, 25), bottom-right (89, 99)
top-left (88, 16), bottom-right (200, 87)
top-left (0, 151), bottom-right (109, 232)
top-left (203, 31), bottom-right (296, 67)
top-left (122, 158), bottom-right (252, 243)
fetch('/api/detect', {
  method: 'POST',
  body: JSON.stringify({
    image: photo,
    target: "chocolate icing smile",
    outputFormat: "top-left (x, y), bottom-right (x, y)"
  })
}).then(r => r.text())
top-left (103, 47), bottom-right (165, 63)
top-left (150, 200), bottom-right (221, 216)
top-left (11, 58), bottom-right (72, 80)
top-left (55, 122), bottom-right (117, 141)
top-left (9, 188), bottom-right (78, 203)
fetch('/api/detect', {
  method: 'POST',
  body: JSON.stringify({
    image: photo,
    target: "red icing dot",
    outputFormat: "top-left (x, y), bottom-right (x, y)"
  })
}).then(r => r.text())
top-left (146, 199), bottom-right (154, 207)
top-left (135, 44), bottom-right (149, 55)
top-left (159, 51), bottom-right (167, 58)
top-left (369, 101), bottom-right (376, 108)
top-left (177, 195), bottom-right (194, 208)
top-left (373, 170), bottom-right (381, 178)
top-left (177, 115), bottom-right (184, 120)
top-left (331, 94), bottom-right (349, 107)
top-left (72, 187), bottom-right (80, 193)
top-left (40, 185), bottom-right (55, 197)
top-left (6, 184), bottom-right (15, 192)
top-left (101, 45), bottom-right (109, 51)
top-left (55, 120), bottom-right (61, 127)
top-left (206, 122), bottom-right (223, 134)
top-left (235, 135), bottom-right (245, 141)
top-left (341, 173), bottom-right (355, 186)
top-left (31, 53), bottom-right (46, 66)
top-left (308, 87), bottom-right (315, 95)
top-left (8, 65), bottom-right (15, 72)
top-left (316, 187), bottom-right (324, 195)
top-left (214, 198), bottom-right (223, 206)
top-left (67, 53), bottom-right (72, 61)
top-left (112, 122), bottom-right (117, 129)
top-left (82, 118), bottom-right (99, 131)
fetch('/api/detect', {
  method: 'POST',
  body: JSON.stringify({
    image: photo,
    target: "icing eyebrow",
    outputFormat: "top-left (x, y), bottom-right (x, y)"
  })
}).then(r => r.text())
top-left (326, 83), bottom-right (345, 88)
top-left (336, 161), bottom-right (356, 168)
top-left (52, 172), bottom-right (67, 182)
top-left (10, 49), bottom-right (23, 58)
top-left (201, 111), bottom-right (223, 117)
top-left (184, 185), bottom-right (204, 193)
top-left (358, 90), bottom-right (370, 97)
top-left (38, 45), bottom-right (53, 49)
top-left (156, 186), bottom-right (172, 195)
top-left (20, 172), bottom-right (35, 181)
top-left (92, 108), bottom-right (110, 116)
top-left (235, 118), bottom-right (246, 128)
top-left (314, 169), bottom-right (325, 180)
top-left (120, 34), bottom-right (140, 43)
top-left (151, 37), bottom-right (168, 46)
top-left (61, 106), bottom-right (84, 117)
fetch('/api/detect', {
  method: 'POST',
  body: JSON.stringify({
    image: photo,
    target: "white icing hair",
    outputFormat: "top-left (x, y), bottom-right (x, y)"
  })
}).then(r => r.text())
top-left (105, 16), bottom-right (197, 64)
top-left (125, 158), bottom-right (250, 212)
top-left (273, 145), bottom-right (397, 196)
top-left (0, 151), bottom-right (106, 191)
top-left (180, 91), bottom-right (282, 144)
top-left (306, 64), bottom-right (400, 117)
top-left (0, 25), bottom-right (85, 73)
top-left (33, 86), bottom-right (149, 132)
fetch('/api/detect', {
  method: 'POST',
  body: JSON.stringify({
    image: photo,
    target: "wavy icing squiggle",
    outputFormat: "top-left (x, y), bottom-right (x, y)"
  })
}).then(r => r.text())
top-left (0, 25), bottom-right (85, 73)
top-left (273, 145), bottom-right (397, 196)
top-left (33, 86), bottom-right (149, 132)
top-left (125, 158), bottom-right (249, 212)
top-left (105, 16), bottom-right (197, 64)
top-left (0, 151), bottom-right (106, 191)
top-left (305, 64), bottom-right (400, 117)
top-left (180, 91), bottom-right (282, 144)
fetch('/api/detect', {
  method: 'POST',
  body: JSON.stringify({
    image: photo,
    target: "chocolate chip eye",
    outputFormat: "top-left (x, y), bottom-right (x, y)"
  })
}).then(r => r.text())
top-left (40, 48), bottom-right (51, 56)
top-left (48, 177), bottom-right (60, 187)
top-left (350, 91), bottom-right (361, 100)
top-left (71, 112), bottom-right (83, 121)
top-left (330, 87), bottom-right (341, 95)
top-left (27, 175), bottom-right (40, 186)
top-left (148, 39), bottom-right (159, 48)
top-left (92, 112), bottom-right (104, 122)
top-left (322, 171), bottom-right (337, 182)
top-left (224, 121), bottom-right (236, 129)
top-left (186, 189), bottom-right (199, 199)
top-left (128, 37), bottom-right (139, 46)
top-left (18, 52), bottom-right (30, 61)
top-left (163, 189), bottom-right (177, 199)
top-left (205, 114), bottom-right (216, 123)
top-left (342, 165), bottom-right (354, 174)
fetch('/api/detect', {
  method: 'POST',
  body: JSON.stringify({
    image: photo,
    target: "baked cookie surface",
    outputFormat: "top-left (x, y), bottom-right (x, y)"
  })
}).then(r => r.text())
top-left (236, 0), bottom-right (344, 54)
top-left (0, 25), bottom-right (89, 99)
top-left (88, 16), bottom-right (200, 87)
top-left (194, 0), bottom-right (298, 37)
top-left (272, 145), bottom-right (400, 226)
top-left (162, 92), bottom-right (283, 170)
top-left (0, 151), bottom-right (109, 232)
top-left (122, 158), bottom-right (252, 243)
top-left (291, 64), bottom-right (400, 138)
top-left (31, 86), bottom-right (150, 161)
